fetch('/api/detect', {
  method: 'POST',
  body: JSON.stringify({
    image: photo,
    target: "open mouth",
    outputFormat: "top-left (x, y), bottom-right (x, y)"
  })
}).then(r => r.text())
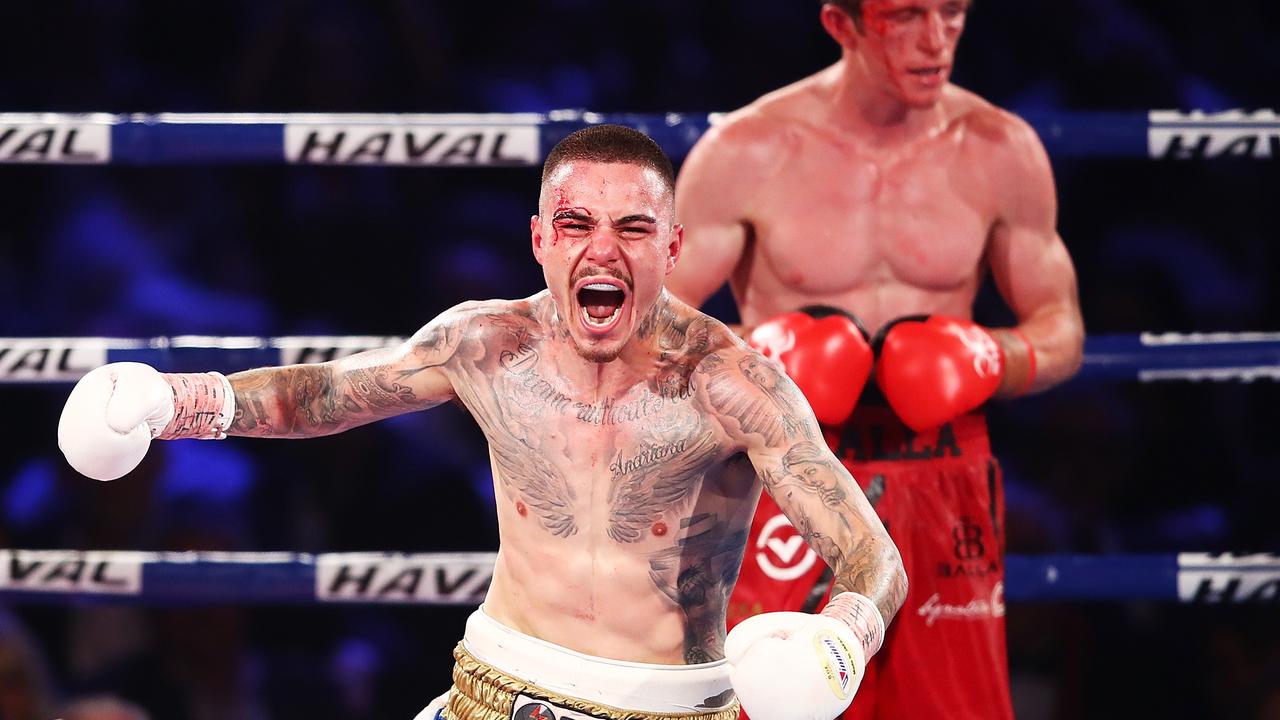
top-left (907, 66), bottom-right (947, 85)
top-left (575, 279), bottom-right (628, 335)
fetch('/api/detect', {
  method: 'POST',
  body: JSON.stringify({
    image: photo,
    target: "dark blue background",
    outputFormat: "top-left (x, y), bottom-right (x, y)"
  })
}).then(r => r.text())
top-left (0, 2), bottom-right (1278, 718)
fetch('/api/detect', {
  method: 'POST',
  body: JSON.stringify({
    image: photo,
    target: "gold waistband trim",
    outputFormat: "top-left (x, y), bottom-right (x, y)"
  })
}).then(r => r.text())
top-left (445, 643), bottom-right (739, 720)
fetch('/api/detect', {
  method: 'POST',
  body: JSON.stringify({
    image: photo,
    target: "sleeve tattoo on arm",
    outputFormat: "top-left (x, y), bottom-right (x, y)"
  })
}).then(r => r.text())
top-left (764, 442), bottom-right (908, 618)
top-left (229, 315), bottom-right (463, 436)
top-left (698, 352), bottom-right (813, 445)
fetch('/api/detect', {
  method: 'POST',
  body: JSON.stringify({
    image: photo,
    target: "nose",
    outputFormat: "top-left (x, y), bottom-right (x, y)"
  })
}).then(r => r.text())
top-left (920, 11), bottom-right (947, 54)
top-left (583, 227), bottom-right (622, 265)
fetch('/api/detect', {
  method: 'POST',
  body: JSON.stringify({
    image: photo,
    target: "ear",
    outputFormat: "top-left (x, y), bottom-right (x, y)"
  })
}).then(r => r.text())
top-left (820, 3), bottom-right (862, 51)
top-left (530, 215), bottom-right (546, 265)
top-left (665, 223), bottom-right (684, 275)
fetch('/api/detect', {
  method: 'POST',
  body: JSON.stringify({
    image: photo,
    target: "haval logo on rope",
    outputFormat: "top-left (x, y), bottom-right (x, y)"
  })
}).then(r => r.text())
top-left (756, 514), bottom-right (817, 581)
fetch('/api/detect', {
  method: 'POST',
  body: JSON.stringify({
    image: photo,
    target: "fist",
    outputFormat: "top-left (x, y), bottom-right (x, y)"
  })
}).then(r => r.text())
top-left (726, 611), bottom-right (865, 720)
top-left (58, 362), bottom-right (175, 481)
top-left (748, 306), bottom-right (872, 426)
top-left (874, 315), bottom-right (1005, 432)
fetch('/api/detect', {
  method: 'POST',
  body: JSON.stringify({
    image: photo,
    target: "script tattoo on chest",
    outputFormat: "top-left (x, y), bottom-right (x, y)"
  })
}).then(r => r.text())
top-left (453, 311), bottom-right (580, 537)
top-left (467, 305), bottom-right (727, 546)
top-left (606, 423), bottom-right (719, 543)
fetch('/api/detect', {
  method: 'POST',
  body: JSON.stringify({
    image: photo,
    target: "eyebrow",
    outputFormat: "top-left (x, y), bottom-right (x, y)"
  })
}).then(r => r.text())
top-left (613, 214), bottom-right (657, 225)
top-left (552, 211), bottom-right (594, 222)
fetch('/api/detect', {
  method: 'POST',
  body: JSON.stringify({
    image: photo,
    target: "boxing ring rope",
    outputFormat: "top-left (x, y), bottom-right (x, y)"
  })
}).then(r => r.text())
top-left (1, 109), bottom-right (1278, 164)
top-left (3, 333), bottom-right (1279, 384)
top-left (0, 550), bottom-right (1276, 605)
top-left (6, 112), bottom-right (1274, 618)
top-left (3, 334), bottom-right (1276, 607)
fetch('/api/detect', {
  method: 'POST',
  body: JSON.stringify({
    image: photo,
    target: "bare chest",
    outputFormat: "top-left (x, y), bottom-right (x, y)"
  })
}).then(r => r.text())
top-left (749, 136), bottom-right (994, 295)
top-left (476, 358), bottom-right (728, 542)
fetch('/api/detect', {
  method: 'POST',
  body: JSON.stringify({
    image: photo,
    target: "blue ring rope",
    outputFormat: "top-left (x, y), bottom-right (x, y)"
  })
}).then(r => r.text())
top-left (0, 550), bottom-right (1274, 605)
top-left (0, 109), bottom-right (1277, 165)
top-left (2, 333), bottom-right (1278, 384)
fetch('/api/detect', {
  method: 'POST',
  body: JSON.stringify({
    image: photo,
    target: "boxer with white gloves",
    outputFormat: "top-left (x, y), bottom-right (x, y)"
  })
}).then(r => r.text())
top-left (59, 363), bottom-right (235, 481)
top-left (727, 590), bottom-right (884, 720)
top-left (58, 126), bottom-right (907, 720)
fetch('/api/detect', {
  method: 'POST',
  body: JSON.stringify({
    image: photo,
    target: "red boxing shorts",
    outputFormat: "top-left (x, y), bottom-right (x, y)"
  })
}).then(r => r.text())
top-left (729, 406), bottom-right (1013, 720)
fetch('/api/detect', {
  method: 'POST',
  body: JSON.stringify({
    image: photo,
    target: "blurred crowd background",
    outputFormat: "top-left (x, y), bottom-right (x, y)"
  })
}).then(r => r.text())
top-left (0, 1), bottom-right (1278, 718)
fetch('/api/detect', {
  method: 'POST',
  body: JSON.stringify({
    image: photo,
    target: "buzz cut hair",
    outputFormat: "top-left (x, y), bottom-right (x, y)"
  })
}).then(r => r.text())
top-left (540, 124), bottom-right (676, 197)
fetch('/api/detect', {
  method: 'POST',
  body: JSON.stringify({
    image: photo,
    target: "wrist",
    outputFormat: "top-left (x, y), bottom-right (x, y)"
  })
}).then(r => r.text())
top-left (156, 372), bottom-right (236, 440)
top-left (992, 327), bottom-right (1037, 397)
top-left (1007, 327), bottom-right (1037, 395)
top-left (820, 592), bottom-right (885, 660)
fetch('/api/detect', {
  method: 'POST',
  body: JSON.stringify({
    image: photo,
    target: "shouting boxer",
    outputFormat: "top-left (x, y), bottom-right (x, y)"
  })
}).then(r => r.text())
top-left (58, 125), bottom-right (907, 720)
top-left (669, 1), bottom-right (1085, 718)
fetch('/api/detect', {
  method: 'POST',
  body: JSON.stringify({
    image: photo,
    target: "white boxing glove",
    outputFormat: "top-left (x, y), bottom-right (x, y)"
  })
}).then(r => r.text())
top-left (726, 592), bottom-right (884, 720)
top-left (58, 362), bottom-right (234, 481)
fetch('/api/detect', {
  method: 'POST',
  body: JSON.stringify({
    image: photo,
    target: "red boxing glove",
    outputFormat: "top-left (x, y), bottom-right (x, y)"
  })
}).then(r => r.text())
top-left (748, 306), bottom-right (872, 426)
top-left (874, 315), bottom-right (1005, 432)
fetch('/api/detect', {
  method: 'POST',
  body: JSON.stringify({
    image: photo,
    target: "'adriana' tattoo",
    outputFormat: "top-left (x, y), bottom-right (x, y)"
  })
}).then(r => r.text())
top-left (607, 430), bottom-right (719, 543)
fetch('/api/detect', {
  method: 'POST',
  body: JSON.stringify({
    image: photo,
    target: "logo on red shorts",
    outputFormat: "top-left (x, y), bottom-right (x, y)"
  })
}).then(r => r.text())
top-left (756, 513), bottom-right (818, 581)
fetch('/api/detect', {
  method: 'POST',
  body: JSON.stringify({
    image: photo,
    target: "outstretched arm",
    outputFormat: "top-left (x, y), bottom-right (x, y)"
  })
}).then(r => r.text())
top-left (229, 306), bottom-right (467, 438)
top-left (698, 350), bottom-right (907, 623)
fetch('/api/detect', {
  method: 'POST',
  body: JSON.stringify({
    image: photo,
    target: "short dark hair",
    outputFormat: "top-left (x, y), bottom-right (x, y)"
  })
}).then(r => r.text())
top-left (541, 125), bottom-right (675, 197)
top-left (823, 0), bottom-right (867, 31)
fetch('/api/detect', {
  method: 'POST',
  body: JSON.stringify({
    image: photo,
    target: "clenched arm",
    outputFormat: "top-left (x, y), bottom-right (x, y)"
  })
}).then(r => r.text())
top-left (228, 308), bottom-right (466, 438)
top-left (699, 350), bottom-right (907, 623)
top-left (986, 114), bottom-right (1085, 396)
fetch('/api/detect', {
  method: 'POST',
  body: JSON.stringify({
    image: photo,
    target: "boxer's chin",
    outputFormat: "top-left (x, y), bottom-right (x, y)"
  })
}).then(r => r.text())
top-left (572, 339), bottom-right (624, 363)
top-left (569, 322), bottom-right (630, 363)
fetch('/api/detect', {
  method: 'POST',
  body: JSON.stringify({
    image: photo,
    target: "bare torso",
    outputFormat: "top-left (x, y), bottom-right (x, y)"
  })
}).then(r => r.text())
top-left (228, 288), bottom-right (899, 665)
top-left (701, 70), bottom-right (1014, 333)
top-left (444, 294), bottom-right (759, 664)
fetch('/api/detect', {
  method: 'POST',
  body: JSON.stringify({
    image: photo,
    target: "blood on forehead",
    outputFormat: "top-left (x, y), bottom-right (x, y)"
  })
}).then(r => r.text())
top-left (861, 0), bottom-right (969, 34)
top-left (861, 0), bottom-right (904, 37)
top-left (552, 187), bottom-right (573, 210)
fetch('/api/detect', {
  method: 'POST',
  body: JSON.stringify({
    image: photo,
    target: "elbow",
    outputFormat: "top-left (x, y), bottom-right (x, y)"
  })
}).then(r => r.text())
top-left (1061, 319), bottom-right (1087, 382)
top-left (885, 542), bottom-right (909, 618)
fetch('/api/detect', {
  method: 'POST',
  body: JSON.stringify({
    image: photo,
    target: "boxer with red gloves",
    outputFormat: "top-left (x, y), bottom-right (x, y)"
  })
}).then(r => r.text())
top-left (874, 315), bottom-right (1037, 432)
top-left (669, 1), bottom-right (1086, 712)
top-left (725, 305), bottom-right (1053, 719)
top-left (747, 305), bottom-right (873, 427)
